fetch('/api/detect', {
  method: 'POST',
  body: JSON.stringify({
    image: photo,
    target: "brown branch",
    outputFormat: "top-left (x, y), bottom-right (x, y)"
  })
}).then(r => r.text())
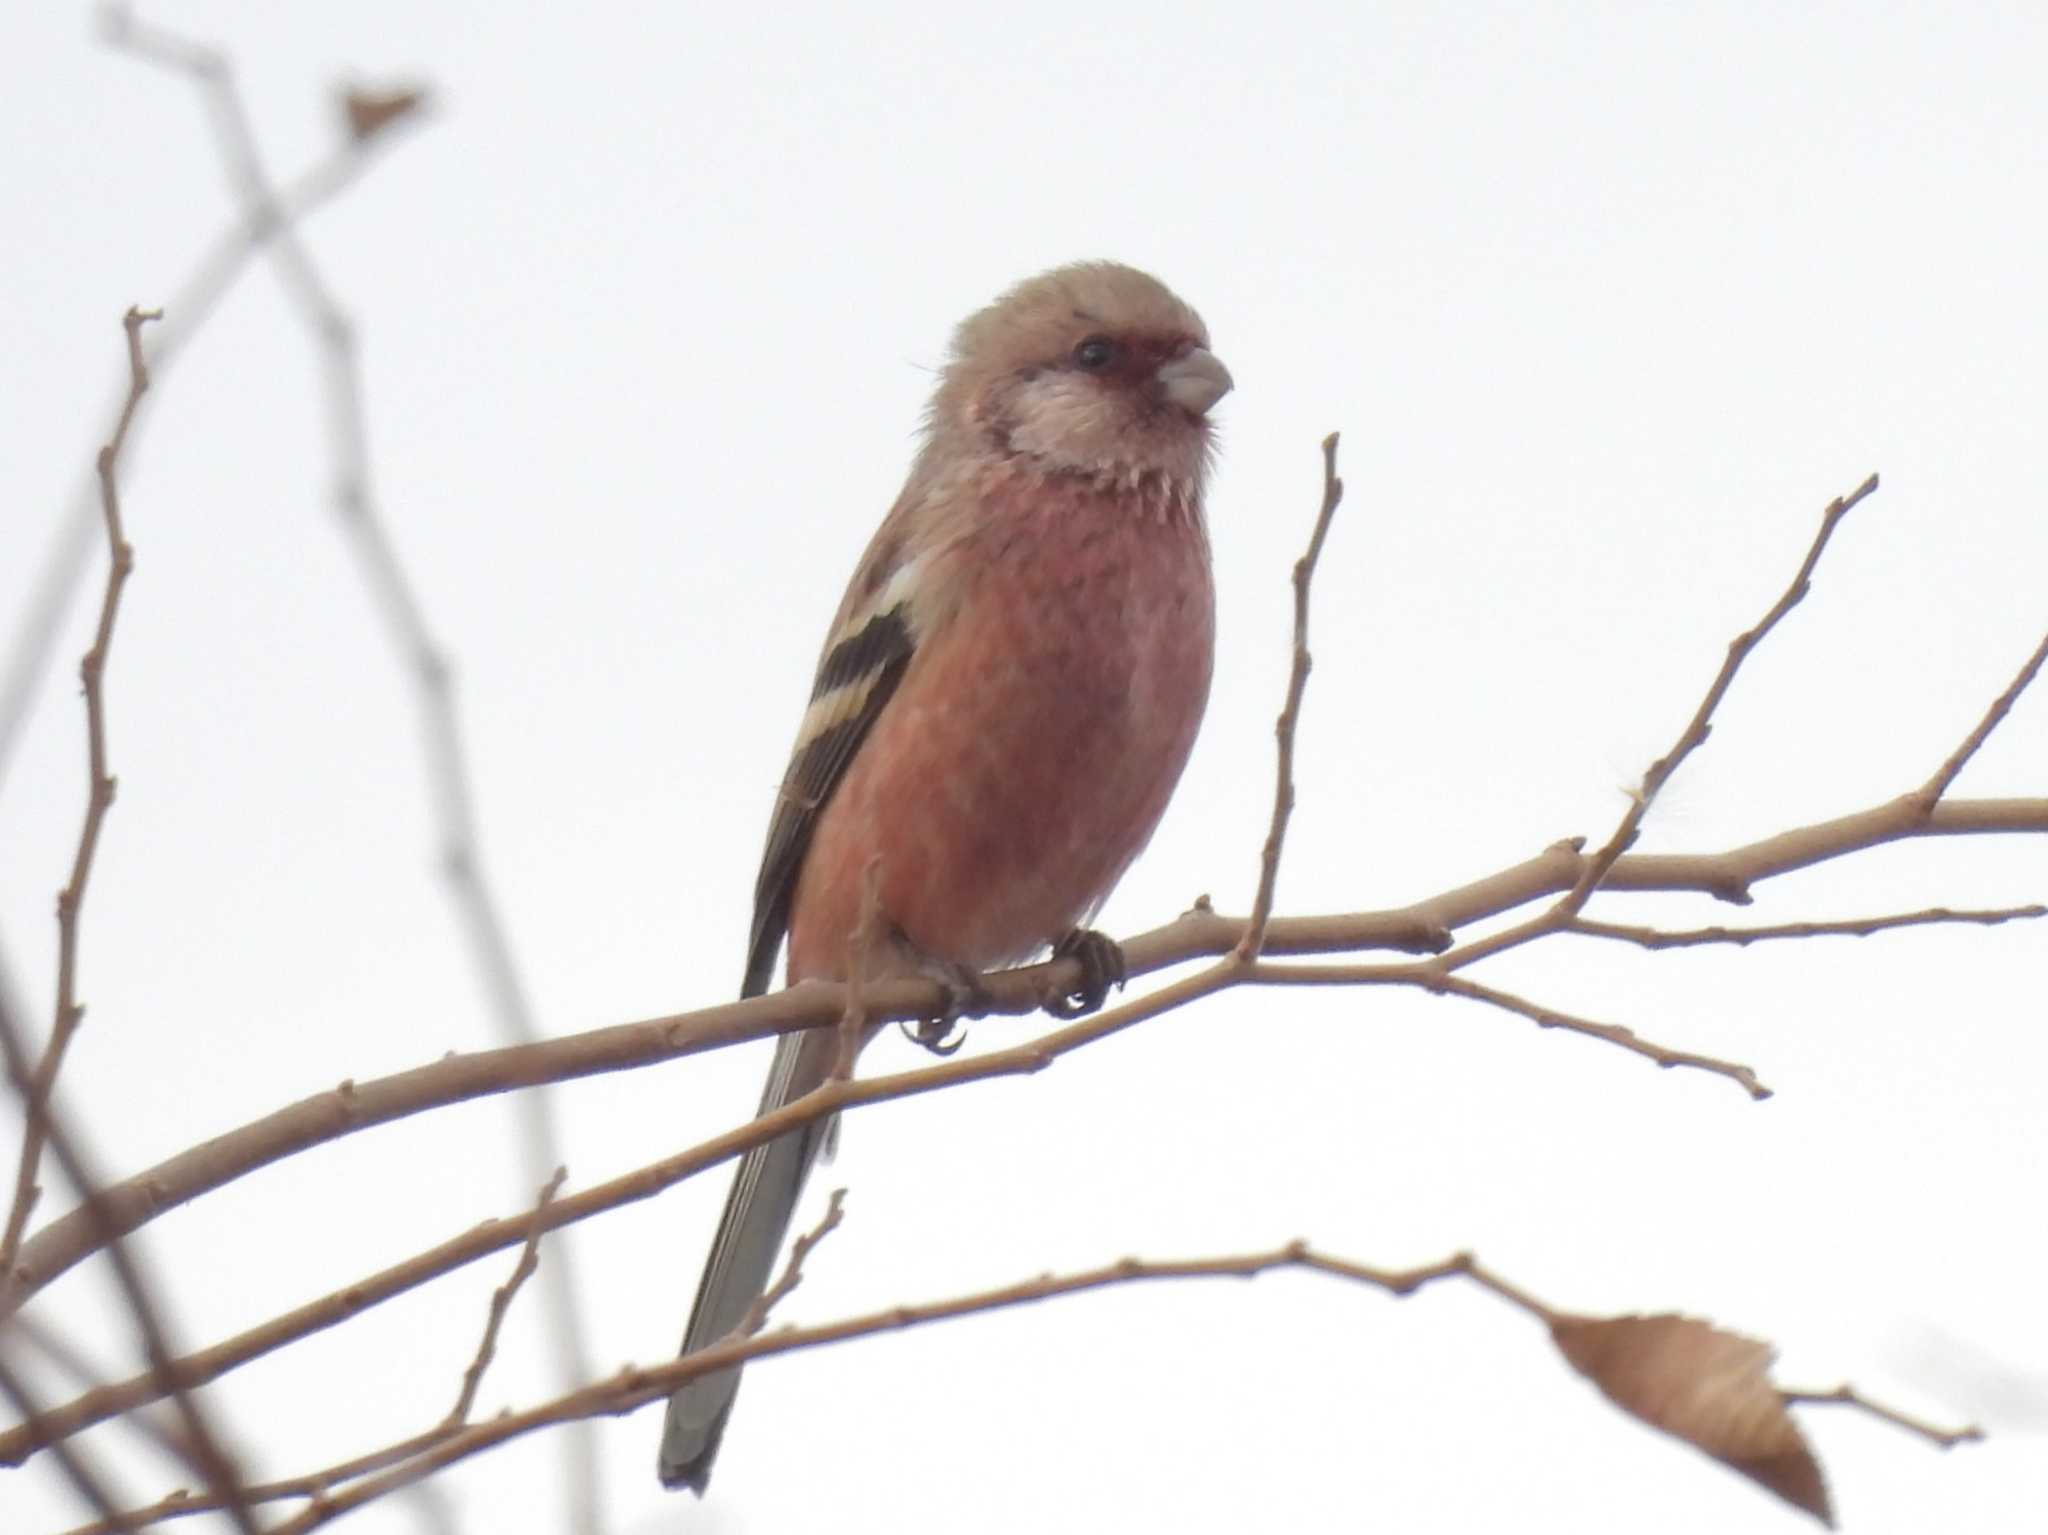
top-left (3, 798), bottom-right (2042, 1346)
top-left (260, 1240), bottom-right (1527, 1533)
top-left (0, 309), bottom-right (256, 1529)
top-left (3, 472), bottom-right (2041, 1469)
top-left (217, 1240), bottom-right (1949, 1535)
top-left (1917, 627), bottom-right (2048, 806)
top-left (1560, 473), bottom-right (1881, 916)
top-left (55, 1425), bottom-right (454, 1535)
top-left (1570, 904), bottom-right (2048, 950)
top-left (70, 1235), bottom-right (1975, 1535)
top-left (1415, 544), bottom-right (2037, 992)
top-left (1439, 975), bottom-right (1770, 1098)
top-left (0, 961), bottom-right (1235, 1460)
top-left (3, 1313), bottom-right (191, 1470)
top-left (0, 1351), bottom-right (136, 1534)
top-left (0, 986), bottom-right (257, 1531)
top-left (1782, 1383), bottom-right (1986, 1449)
top-left (1, 309), bottom-right (159, 1271)
top-left (1237, 432), bottom-right (1345, 961)
top-left (442, 1168), bottom-right (564, 1428)
top-left (69, 1238), bottom-right (1489, 1532)
top-left (101, 14), bottom-right (604, 1527)
top-left (737, 1187), bottom-right (847, 1339)
top-left (0, 14), bottom-right (423, 795)
top-left (48, 1171), bottom-right (565, 1535)
top-left (1248, 964), bottom-right (1771, 1098)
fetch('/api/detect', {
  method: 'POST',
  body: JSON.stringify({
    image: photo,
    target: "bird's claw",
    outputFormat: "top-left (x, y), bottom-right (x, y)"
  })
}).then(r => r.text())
top-left (1044, 928), bottom-right (1126, 1019)
top-left (902, 1015), bottom-right (966, 1056)
top-left (899, 962), bottom-right (989, 1056)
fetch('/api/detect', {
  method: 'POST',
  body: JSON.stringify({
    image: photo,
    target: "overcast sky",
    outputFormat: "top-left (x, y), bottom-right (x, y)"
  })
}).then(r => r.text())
top-left (3, 4), bottom-right (2044, 1532)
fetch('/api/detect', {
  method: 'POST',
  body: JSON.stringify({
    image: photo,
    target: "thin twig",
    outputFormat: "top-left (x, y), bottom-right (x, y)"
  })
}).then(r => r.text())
top-left (1782, 1383), bottom-right (1986, 1449)
top-left (101, 16), bottom-right (601, 1528)
top-left (1249, 963), bottom-right (1770, 1098)
top-left (1435, 974), bottom-right (1770, 1098)
top-left (56, 1424), bottom-right (453, 1535)
top-left (0, 961), bottom-right (1234, 1456)
top-left (0, 1351), bottom-right (136, 1533)
top-left (0, 987), bottom-right (259, 1531)
top-left (71, 1231), bottom-right (1976, 1535)
top-left (443, 1167), bottom-right (565, 1427)
top-left (224, 1238), bottom-right (1956, 1535)
top-left (69, 1238), bottom-right (1480, 1532)
top-left (257, 1240), bottom-right (1503, 1532)
top-left (0, 13), bottom-right (423, 799)
top-left (1238, 432), bottom-right (1346, 962)
top-left (737, 1187), bottom-right (847, 1338)
top-left (1570, 904), bottom-right (2047, 950)
top-left (0, 308), bottom-right (259, 1529)
top-left (64, 1169), bottom-right (572, 1535)
top-left (1, 309), bottom-right (159, 1272)
top-left (3, 1312), bottom-right (192, 1469)
top-left (1560, 473), bottom-right (1880, 916)
top-left (4, 795), bottom-right (2045, 1411)
top-left (1917, 628), bottom-right (2048, 807)
top-left (7, 471), bottom-right (2045, 1464)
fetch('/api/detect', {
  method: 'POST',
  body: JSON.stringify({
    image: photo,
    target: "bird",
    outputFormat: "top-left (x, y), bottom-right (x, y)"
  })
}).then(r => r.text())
top-left (658, 260), bottom-right (1232, 1494)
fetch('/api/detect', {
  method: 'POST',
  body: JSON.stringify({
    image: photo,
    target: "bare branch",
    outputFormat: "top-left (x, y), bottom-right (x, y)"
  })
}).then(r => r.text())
top-left (0, 985), bottom-right (257, 1530)
top-left (259, 1240), bottom-right (1506, 1532)
top-left (1562, 473), bottom-right (1881, 915)
top-left (1, 462), bottom-right (2039, 1482)
top-left (1, 309), bottom-right (159, 1270)
top-left (100, 13), bottom-right (602, 1525)
top-left (2, 1313), bottom-right (191, 1471)
top-left (0, 961), bottom-right (1235, 1458)
top-left (1437, 975), bottom-right (1770, 1097)
top-left (1918, 628), bottom-right (2048, 806)
top-left (0, 15), bottom-right (423, 797)
top-left (737, 1187), bottom-right (847, 1339)
top-left (3, 797), bottom-right (2042, 1348)
top-left (443, 1168), bottom-right (565, 1428)
top-left (1782, 1383), bottom-right (1986, 1449)
top-left (66, 1238), bottom-right (1479, 1532)
top-left (216, 1239), bottom-right (1948, 1535)
top-left (1248, 962), bottom-right (1770, 1097)
top-left (1570, 904), bottom-right (2047, 950)
top-left (55, 1425), bottom-right (453, 1535)
top-left (71, 1230), bottom-right (1974, 1535)
top-left (1237, 432), bottom-right (1346, 961)
top-left (0, 1351), bottom-right (135, 1534)
top-left (60, 1171), bottom-right (570, 1534)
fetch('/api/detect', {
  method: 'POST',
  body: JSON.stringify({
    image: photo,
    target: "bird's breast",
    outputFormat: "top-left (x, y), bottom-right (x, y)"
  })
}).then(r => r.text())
top-left (787, 474), bottom-right (1215, 981)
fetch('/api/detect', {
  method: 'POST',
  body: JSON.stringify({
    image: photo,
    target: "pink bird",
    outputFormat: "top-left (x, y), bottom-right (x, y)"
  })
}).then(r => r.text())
top-left (659, 261), bottom-right (1232, 1493)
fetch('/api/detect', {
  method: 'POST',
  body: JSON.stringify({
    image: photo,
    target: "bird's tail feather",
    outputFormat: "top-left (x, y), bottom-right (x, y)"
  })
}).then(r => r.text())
top-left (658, 1027), bottom-right (835, 1492)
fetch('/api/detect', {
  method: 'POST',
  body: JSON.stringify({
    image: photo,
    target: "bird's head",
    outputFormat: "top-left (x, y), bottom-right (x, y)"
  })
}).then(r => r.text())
top-left (931, 261), bottom-right (1232, 500)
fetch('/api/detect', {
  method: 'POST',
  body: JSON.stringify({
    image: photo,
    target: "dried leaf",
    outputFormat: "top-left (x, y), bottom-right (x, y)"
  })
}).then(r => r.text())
top-left (1551, 1312), bottom-right (1832, 1526)
top-left (340, 86), bottom-right (427, 143)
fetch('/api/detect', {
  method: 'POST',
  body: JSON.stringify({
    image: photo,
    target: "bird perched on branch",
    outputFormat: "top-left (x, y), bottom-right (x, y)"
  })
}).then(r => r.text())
top-left (659, 261), bottom-right (1232, 1493)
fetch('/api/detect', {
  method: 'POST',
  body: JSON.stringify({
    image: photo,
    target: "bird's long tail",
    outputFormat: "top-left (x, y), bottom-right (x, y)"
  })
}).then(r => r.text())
top-left (659, 1025), bottom-right (836, 1493)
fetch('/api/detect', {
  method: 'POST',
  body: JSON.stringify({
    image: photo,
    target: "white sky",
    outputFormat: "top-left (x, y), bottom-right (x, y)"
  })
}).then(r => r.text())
top-left (3, 4), bottom-right (2044, 1532)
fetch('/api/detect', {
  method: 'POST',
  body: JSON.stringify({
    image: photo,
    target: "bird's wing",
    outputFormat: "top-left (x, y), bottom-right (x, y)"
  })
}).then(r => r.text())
top-left (740, 527), bottom-right (925, 997)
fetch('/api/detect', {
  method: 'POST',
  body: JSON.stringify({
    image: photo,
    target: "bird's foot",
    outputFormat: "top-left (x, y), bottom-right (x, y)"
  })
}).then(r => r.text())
top-left (900, 960), bottom-right (990, 1056)
top-left (1043, 928), bottom-right (1127, 1019)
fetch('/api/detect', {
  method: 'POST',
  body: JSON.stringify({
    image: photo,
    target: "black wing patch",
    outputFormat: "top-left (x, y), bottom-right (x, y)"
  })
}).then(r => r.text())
top-left (741, 605), bottom-right (916, 997)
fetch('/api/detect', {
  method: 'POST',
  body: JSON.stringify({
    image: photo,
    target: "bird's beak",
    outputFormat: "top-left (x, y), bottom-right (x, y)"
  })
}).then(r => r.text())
top-left (1156, 347), bottom-right (1234, 417)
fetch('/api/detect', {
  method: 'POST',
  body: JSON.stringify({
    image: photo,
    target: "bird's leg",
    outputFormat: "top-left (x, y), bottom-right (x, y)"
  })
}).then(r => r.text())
top-left (899, 958), bottom-right (991, 1056)
top-left (1043, 927), bottom-right (1127, 1019)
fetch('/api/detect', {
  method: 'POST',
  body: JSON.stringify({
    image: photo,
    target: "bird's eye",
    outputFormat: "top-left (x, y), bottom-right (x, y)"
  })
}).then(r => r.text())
top-left (1073, 335), bottom-right (1119, 371)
